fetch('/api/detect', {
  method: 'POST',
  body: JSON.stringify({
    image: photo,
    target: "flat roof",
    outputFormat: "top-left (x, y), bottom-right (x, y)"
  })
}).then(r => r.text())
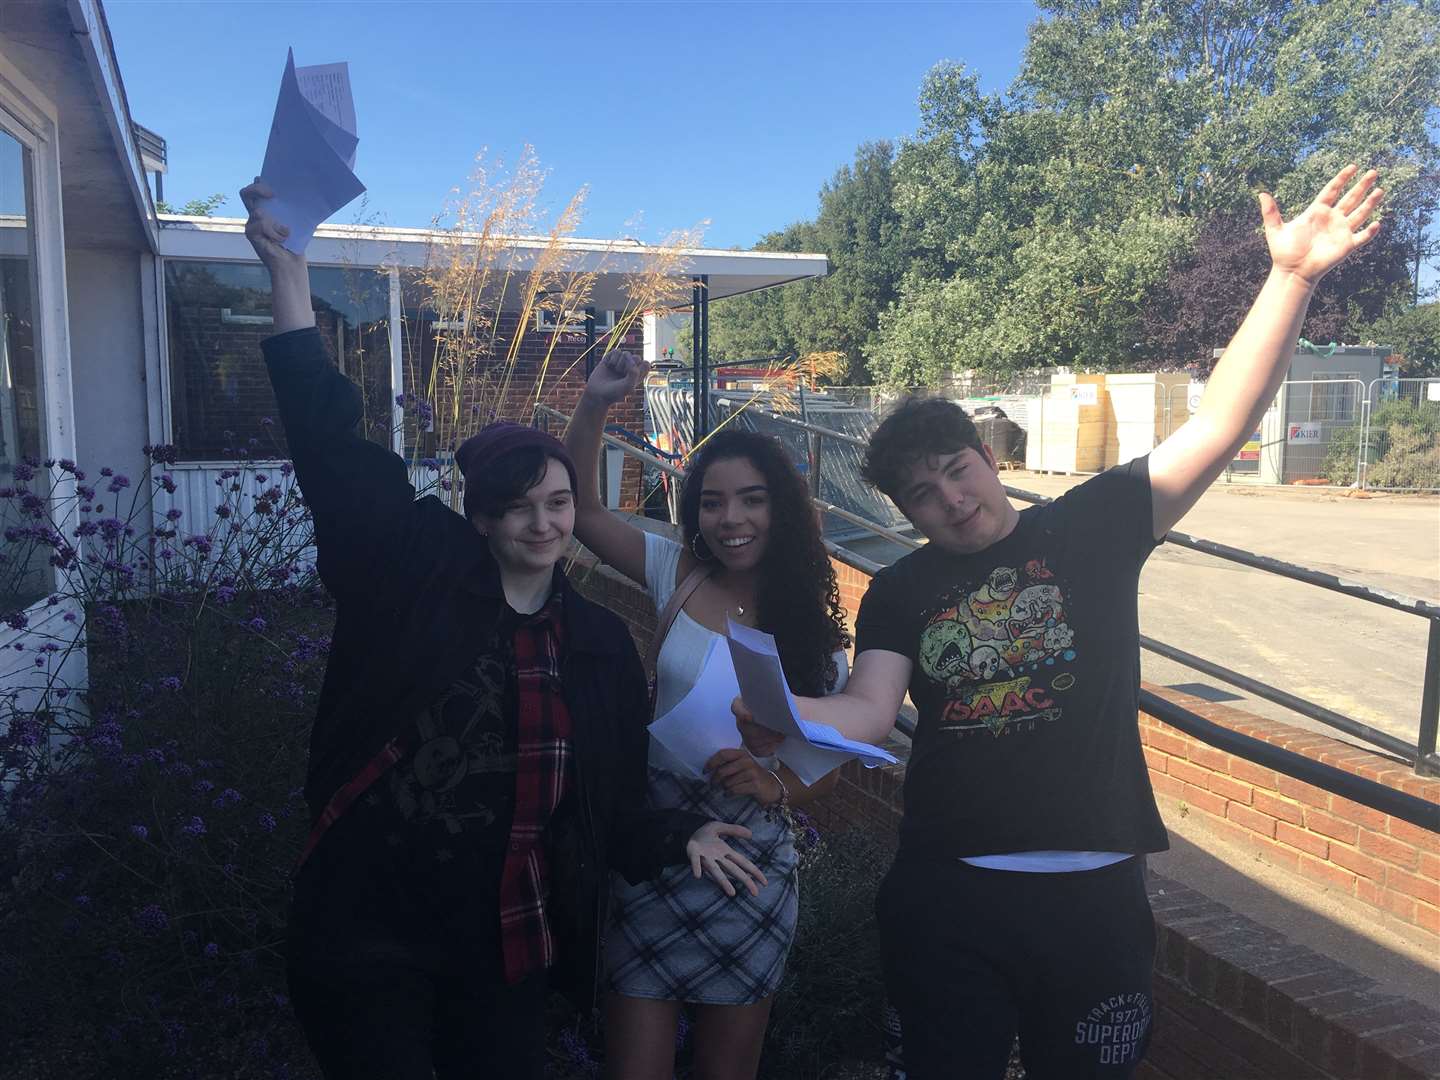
top-left (155, 215), bottom-right (828, 310)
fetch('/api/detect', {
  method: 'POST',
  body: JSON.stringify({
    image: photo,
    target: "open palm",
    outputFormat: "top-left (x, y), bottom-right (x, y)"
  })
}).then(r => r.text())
top-left (1262, 165), bottom-right (1384, 288)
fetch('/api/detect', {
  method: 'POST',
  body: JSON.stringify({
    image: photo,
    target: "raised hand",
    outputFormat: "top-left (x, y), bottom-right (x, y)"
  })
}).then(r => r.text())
top-left (583, 349), bottom-right (649, 407)
top-left (686, 820), bottom-right (767, 898)
top-left (239, 177), bottom-right (313, 333)
top-left (1263, 165), bottom-right (1384, 289)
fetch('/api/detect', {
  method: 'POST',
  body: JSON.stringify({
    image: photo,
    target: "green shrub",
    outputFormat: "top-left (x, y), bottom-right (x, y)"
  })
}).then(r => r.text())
top-left (1321, 397), bottom-right (1440, 488)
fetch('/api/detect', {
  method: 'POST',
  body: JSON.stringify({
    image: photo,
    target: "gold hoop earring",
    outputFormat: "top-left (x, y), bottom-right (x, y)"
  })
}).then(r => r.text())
top-left (691, 533), bottom-right (714, 561)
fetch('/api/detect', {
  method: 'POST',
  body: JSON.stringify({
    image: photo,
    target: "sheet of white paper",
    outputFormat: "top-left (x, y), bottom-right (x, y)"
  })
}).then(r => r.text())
top-left (260, 49), bottom-right (366, 253)
top-left (725, 619), bottom-right (897, 786)
top-left (647, 638), bottom-right (744, 780)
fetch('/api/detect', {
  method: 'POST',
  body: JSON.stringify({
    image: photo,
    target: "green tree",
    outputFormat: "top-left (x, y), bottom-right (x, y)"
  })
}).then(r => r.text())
top-left (157, 192), bottom-right (226, 216)
top-left (709, 142), bottom-right (905, 381)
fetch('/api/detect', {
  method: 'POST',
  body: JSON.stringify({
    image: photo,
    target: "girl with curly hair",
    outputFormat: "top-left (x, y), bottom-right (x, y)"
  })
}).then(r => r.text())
top-left (565, 351), bottom-right (851, 1080)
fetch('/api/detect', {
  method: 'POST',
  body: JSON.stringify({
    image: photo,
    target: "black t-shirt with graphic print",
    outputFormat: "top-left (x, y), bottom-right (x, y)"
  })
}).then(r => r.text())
top-left (855, 456), bottom-right (1169, 859)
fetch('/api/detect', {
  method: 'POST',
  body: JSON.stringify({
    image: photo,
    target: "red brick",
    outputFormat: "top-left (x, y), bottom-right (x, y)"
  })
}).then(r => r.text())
top-left (1421, 851), bottom-right (1440, 881)
top-left (1414, 901), bottom-right (1439, 936)
top-left (1386, 866), bottom-right (1440, 906)
top-left (1353, 761), bottom-right (1412, 786)
top-left (1201, 814), bottom-right (1260, 853)
top-left (1358, 828), bottom-right (1421, 870)
top-left (1399, 775), bottom-right (1440, 799)
top-left (1390, 819), bottom-right (1440, 855)
top-left (1207, 773), bottom-right (1254, 805)
top-left (1179, 782), bottom-right (1228, 818)
top-left (1328, 842), bottom-right (1388, 882)
top-left (1276, 821), bottom-right (1330, 859)
top-left (1145, 728), bottom-right (1189, 758)
top-left (1167, 757), bottom-right (1210, 788)
top-left (1227, 801), bottom-right (1277, 838)
top-left (1142, 747), bottom-right (1169, 774)
top-left (1150, 773), bottom-right (1186, 800)
top-left (1305, 808), bottom-right (1360, 845)
top-left (1356, 877), bottom-right (1385, 909)
top-left (1250, 834), bottom-right (1302, 874)
top-left (1229, 758), bottom-right (1280, 790)
top-left (1381, 887), bottom-right (1419, 922)
top-left (1188, 743), bottom-right (1230, 771)
top-left (1297, 854), bottom-right (1358, 894)
top-left (1278, 775), bottom-right (1332, 810)
top-left (1252, 790), bottom-right (1305, 826)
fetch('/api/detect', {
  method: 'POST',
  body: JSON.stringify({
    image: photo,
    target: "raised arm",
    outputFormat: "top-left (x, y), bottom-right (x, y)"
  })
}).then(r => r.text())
top-left (241, 179), bottom-right (419, 601)
top-left (1148, 165), bottom-right (1384, 539)
top-left (563, 350), bottom-right (652, 585)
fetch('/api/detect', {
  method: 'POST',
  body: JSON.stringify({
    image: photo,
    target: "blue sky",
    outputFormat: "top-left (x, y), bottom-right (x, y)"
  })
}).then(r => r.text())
top-left (104, 0), bottom-right (1039, 248)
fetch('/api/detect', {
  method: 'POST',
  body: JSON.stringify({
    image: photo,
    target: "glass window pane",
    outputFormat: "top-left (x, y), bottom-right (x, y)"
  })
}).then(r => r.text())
top-left (0, 127), bottom-right (50, 612)
top-left (164, 261), bottom-right (392, 459)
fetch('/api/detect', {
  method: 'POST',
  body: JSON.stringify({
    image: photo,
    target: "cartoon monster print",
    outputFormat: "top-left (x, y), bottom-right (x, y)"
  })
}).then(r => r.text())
top-left (919, 607), bottom-right (973, 688)
top-left (967, 566), bottom-right (1018, 643)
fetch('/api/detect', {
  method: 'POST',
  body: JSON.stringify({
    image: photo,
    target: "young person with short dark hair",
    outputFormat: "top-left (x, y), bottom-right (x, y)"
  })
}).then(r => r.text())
top-left (239, 180), bottom-right (763, 1080)
top-left (736, 166), bottom-right (1385, 1078)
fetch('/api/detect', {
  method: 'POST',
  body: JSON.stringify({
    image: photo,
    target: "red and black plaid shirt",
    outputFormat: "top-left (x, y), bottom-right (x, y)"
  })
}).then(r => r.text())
top-left (499, 591), bottom-right (573, 983)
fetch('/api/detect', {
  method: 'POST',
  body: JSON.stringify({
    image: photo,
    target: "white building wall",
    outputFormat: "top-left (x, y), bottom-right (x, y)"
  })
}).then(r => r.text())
top-left (65, 247), bottom-right (150, 487)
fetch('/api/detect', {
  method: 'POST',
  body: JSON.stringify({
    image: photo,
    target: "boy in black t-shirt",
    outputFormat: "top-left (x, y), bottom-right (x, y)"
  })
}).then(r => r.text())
top-left (736, 166), bottom-right (1385, 1077)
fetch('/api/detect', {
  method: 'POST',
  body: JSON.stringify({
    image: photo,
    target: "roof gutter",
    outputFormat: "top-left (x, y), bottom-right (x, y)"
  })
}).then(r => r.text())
top-left (65, 0), bottom-right (158, 251)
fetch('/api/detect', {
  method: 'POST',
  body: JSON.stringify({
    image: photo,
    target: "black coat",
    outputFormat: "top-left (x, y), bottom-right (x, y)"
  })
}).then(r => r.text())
top-left (264, 328), bottom-right (706, 1011)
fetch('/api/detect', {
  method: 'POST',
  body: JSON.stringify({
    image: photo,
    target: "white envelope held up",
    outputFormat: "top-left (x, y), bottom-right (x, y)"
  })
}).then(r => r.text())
top-left (725, 618), bottom-right (898, 787)
top-left (260, 49), bottom-right (366, 254)
top-left (647, 637), bottom-right (744, 780)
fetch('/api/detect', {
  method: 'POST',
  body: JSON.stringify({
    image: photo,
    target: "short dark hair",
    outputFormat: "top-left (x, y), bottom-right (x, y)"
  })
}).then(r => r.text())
top-left (466, 446), bottom-right (566, 519)
top-left (861, 396), bottom-right (983, 504)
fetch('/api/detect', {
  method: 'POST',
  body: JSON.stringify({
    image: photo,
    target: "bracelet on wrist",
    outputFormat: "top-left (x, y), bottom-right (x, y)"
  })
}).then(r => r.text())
top-left (765, 769), bottom-right (791, 821)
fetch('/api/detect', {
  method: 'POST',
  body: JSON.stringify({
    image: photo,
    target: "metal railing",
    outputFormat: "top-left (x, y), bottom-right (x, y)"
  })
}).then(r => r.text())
top-left (535, 404), bottom-right (1440, 806)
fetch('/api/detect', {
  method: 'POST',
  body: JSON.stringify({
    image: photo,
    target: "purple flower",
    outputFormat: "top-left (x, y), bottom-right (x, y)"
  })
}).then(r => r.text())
top-left (4, 611), bottom-right (27, 631)
top-left (246, 616), bottom-right (267, 633)
top-left (261, 416), bottom-right (274, 427)
top-left (99, 467), bottom-right (113, 477)
top-left (165, 507), bottom-right (182, 521)
top-left (160, 676), bottom-right (182, 692)
top-left (213, 788), bottom-right (242, 809)
top-left (193, 778), bottom-right (215, 795)
top-left (203, 942), bottom-right (219, 959)
top-left (74, 894), bottom-right (91, 908)
top-left (107, 474), bottom-right (131, 493)
top-left (159, 472), bottom-right (177, 494)
top-left (134, 904), bottom-right (169, 934)
top-left (257, 812), bottom-right (277, 833)
top-left (215, 505), bottom-right (231, 519)
top-left (179, 815), bottom-right (206, 839)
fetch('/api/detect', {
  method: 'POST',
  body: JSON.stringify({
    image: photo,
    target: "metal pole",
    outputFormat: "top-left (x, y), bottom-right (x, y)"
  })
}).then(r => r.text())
top-left (584, 306), bottom-right (597, 377)
top-left (691, 278), bottom-right (703, 444)
top-left (699, 274), bottom-right (710, 440)
top-left (1418, 620), bottom-right (1440, 776)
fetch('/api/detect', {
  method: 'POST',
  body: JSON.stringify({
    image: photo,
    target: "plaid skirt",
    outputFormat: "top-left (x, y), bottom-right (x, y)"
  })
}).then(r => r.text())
top-left (605, 766), bottom-right (799, 1005)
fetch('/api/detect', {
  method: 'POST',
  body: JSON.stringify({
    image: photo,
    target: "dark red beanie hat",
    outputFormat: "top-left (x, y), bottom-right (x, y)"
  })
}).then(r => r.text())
top-left (455, 423), bottom-right (579, 520)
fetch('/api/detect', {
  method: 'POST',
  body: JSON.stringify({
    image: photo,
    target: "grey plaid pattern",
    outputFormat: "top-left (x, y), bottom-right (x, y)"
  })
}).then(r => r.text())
top-left (605, 766), bottom-right (799, 1004)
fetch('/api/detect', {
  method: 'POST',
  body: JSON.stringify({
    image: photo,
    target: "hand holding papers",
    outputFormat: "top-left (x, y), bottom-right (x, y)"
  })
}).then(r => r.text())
top-left (647, 639), bottom-right (744, 780)
top-left (260, 50), bottom-right (366, 254)
top-left (725, 619), bottom-right (897, 786)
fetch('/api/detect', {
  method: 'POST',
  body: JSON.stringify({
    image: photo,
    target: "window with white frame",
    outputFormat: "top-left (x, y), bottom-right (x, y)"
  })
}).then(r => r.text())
top-left (535, 308), bottom-right (615, 334)
top-left (0, 123), bottom-right (50, 611)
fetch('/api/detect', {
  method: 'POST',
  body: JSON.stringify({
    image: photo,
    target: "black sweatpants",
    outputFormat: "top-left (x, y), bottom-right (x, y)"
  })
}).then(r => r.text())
top-left (287, 961), bottom-right (548, 1080)
top-left (877, 853), bottom-right (1156, 1080)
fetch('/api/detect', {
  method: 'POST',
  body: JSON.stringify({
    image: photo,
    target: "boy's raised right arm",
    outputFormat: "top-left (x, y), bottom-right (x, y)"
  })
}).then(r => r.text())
top-left (242, 180), bottom-right (419, 601)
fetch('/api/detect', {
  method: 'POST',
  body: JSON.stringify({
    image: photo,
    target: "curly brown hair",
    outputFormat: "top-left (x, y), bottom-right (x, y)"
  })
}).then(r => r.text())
top-left (680, 430), bottom-right (850, 696)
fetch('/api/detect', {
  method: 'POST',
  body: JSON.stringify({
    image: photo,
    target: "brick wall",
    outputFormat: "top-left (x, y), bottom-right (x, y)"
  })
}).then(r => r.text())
top-left (402, 311), bottom-right (647, 510)
top-left (1139, 688), bottom-right (1440, 939)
